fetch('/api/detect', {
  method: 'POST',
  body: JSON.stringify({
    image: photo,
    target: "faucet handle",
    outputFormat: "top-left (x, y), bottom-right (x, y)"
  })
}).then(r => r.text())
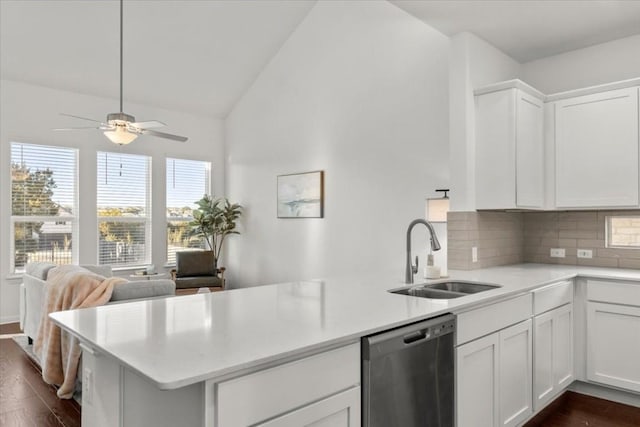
top-left (412, 256), bottom-right (419, 274)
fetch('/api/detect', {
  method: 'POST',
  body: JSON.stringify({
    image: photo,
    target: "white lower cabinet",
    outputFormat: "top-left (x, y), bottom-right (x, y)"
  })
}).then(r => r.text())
top-left (257, 387), bottom-right (360, 427)
top-left (457, 333), bottom-right (499, 427)
top-left (533, 303), bottom-right (574, 410)
top-left (587, 302), bottom-right (640, 392)
top-left (456, 319), bottom-right (532, 427)
top-left (216, 343), bottom-right (360, 427)
top-left (498, 320), bottom-right (533, 427)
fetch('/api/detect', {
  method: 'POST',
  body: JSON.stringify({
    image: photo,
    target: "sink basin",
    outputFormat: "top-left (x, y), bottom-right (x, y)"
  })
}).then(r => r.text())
top-left (392, 287), bottom-right (465, 299)
top-left (389, 280), bottom-right (501, 299)
top-left (426, 281), bottom-right (500, 294)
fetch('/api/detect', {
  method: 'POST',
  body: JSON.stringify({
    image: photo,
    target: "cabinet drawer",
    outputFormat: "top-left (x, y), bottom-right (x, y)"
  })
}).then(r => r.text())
top-left (534, 280), bottom-right (573, 315)
top-left (217, 343), bottom-right (360, 427)
top-left (457, 294), bottom-right (532, 345)
top-left (587, 279), bottom-right (640, 306)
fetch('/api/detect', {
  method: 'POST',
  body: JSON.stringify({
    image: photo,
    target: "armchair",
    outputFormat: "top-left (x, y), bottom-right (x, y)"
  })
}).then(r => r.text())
top-left (171, 250), bottom-right (226, 295)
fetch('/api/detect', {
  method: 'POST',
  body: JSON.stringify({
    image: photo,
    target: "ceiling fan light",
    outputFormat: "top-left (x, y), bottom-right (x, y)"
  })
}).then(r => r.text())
top-left (103, 126), bottom-right (138, 145)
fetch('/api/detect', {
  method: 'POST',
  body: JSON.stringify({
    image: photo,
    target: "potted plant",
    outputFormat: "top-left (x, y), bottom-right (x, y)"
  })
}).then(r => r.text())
top-left (189, 195), bottom-right (242, 270)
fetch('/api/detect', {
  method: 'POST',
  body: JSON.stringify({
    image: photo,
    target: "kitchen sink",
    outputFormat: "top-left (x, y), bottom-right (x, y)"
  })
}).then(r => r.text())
top-left (389, 280), bottom-right (501, 299)
top-left (427, 281), bottom-right (500, 294)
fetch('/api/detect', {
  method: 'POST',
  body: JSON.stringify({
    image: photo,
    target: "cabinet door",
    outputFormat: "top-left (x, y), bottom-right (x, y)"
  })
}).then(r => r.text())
top-left (555, 87), bottom-right (639, 208)
top-left (476, 88), bottom-right (517, 209)
top-left (499, 320), bottom-right (532, 427)
top-left (533, 310), bottom-right (554, 410)
top-left (554, 304), bottom-right (574, 390)
top-left (257, 387), bottom-right (360, 427)
top-left (516, 91), bottom-right (544, 208)
top-left (457, 333), bottom-right (499, 427)
top-left (587, 302), bottom-right (640, 392)
top-left (476, 88), bottom-right (544, 209)
top-left (533, 304), bottom-right (574, 411)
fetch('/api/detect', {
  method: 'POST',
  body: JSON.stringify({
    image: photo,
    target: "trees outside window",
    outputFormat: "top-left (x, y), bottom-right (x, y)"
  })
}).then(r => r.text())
top-left (166, 158), bottom-right (211, 265)
top-left (97, 151), bottom-right (151, 267)
top-left (10, 143), bottom-right (77, 272)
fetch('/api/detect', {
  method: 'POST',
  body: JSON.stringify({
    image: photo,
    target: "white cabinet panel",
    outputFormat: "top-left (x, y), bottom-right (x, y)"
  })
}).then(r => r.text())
top-left (476, 87), bottom-right (544, 209)
top-left (516, 92), bottom-right (545, 208)
top-left (555, 87), bottom-right (639, 208)
top-left (257, 387), bottom-right (360, 427)
top-left (457, 333), bottom-right (499, 427)
top-left (533, 310), bottom-right (554, 408)
top-left (499, 320), bottom-right (533, 427)
top-left (587, 302), bottom-right (640, 392)
top-left (217, 343), bottom-right (360, 427)
top-left (555, 305), bottom-right (574, 389)
top-left (457, 319), bottom-right (533, 427)
top-left (533, 304), bottom-right (574, 411)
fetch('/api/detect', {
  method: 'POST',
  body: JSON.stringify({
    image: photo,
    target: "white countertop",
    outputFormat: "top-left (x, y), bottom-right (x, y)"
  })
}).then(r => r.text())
top-left (50, 263), bottom-right (640, 390)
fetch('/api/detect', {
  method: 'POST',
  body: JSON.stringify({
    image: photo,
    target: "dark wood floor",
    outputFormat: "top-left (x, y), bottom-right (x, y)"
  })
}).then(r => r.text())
top-left (0, 323), bottom-right (80, 427)
top-left (524, 390), bottom-right (640, 427)
top-left (2, 322), bottom-right (640, 427)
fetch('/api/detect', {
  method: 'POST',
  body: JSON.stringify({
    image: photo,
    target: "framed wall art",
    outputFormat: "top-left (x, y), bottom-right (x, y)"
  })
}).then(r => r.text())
top-left (277, 171), bottom-right (324, 218)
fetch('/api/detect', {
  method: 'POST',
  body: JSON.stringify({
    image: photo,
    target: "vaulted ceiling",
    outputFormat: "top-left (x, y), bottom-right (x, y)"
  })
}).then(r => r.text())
top-left (2, 0), bottom-right (639, 118)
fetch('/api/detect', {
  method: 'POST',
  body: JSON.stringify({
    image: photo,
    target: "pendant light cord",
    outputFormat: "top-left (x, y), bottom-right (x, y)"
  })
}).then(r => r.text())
top-left (119, 0), bottom-right (124, 113)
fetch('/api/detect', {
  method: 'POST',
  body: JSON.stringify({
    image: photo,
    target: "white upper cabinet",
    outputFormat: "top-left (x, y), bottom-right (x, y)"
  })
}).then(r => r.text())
top-left (554, 87), bottom-right (639, 208)
top-left (475, 83), bottom-right (545, 210)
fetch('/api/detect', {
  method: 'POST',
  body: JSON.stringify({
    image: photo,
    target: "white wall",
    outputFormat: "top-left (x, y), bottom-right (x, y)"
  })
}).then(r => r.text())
top-left (522, 34), bottom-right (640, 94)
top-left (448, 32), bottom-right (521, 211)
top-left (224, 1), bottom-right (450, 287)
top-left (0, 80), bottom-right (224, 323)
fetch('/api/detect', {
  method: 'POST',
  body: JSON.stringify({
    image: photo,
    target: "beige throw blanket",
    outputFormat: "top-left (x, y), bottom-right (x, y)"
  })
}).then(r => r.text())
top-left (34, 265), bottom-right (126, 399)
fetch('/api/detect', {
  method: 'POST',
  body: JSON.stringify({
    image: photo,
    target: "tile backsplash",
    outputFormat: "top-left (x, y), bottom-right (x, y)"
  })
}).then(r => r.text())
top-left (448, 211), bottom-right (524, 270)
top-left (448, 210), bottom-right (640, 270)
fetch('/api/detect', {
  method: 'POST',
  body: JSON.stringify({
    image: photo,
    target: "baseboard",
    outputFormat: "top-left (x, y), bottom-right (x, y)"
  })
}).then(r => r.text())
top-left (569, 380), bottom-right (640, 408)
top-left (0, 315), bottom-right (20, 325)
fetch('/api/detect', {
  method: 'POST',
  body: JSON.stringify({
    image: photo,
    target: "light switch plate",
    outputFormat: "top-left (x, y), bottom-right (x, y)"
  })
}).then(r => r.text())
top-left (550, 248), bottom-right (565, 258)
top-left (577, 249), bottom-right (593, 258)
top-left (472, 247), bottom-right (478, 263)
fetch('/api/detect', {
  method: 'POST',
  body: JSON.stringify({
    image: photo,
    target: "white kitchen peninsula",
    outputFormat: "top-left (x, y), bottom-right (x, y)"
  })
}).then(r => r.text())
top-left (50, 265), bottom-right (640, 427)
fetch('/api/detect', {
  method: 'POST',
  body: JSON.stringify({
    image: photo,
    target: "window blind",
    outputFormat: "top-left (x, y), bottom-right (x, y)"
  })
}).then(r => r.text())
top-left (97, 151), bottom-right (151, 266)
top-left (10, 142), bottom-right (78, 272)
top-left (166, 157), bottom-right (211, 264)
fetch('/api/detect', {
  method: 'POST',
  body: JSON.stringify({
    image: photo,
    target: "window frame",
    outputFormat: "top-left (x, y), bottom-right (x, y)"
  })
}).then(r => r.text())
top-left (9, 142), bottom-right (79, 274)
top-left (605, 215), bottom-right (640, 249)
top-left (96, 151), bottom-right (152, 268)
top-left (165, 157), bottom-right (212, 266)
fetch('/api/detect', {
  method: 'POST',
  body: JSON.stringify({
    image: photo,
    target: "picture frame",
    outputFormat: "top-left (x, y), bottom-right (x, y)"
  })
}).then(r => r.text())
top-left (277, 171), bottom-right (324, 218)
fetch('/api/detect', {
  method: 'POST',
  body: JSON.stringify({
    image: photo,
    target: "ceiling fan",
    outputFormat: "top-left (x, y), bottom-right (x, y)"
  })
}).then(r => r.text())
top-left (54, 0), bottom-right (188, 145)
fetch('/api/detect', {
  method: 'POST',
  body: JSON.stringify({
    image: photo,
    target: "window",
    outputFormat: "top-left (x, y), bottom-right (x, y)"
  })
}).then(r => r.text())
top-left (10, 142), bottom-right (78, 273)
top-left (606, 216), bottom-right (640, 248)
top-left (97, 151), bottom-right (151, 267)
top-left (166, 158), bottom-right (211, 264)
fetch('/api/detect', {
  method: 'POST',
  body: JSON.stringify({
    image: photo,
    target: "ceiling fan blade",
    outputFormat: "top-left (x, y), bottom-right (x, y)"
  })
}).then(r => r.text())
top-left (131, 120), bottom-right (166, 129)
top-left (53, 126), bottom-right (103, 131)
top-left (141, 129), bottom-right (188, 142)
top-left (60, 113), bottom-right (105, 124)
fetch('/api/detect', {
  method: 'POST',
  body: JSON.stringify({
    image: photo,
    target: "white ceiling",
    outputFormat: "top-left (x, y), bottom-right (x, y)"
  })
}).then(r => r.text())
top-left (2, 1), bottom-right (640, 117)
top-left (0, 0), bottom-right (316, 118)
top-left (391, 0), bottom-right (640, 63)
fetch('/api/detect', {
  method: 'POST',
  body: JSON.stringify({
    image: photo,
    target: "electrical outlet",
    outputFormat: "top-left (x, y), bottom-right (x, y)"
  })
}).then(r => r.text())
top-left (83, 368), bottom-right (93, 405)
top-left (577, 249), bottom-right (593, 258)
top-left (550, 248), bottom-right (565, 258)
top-left (472, 247), bottom-right (478, 263)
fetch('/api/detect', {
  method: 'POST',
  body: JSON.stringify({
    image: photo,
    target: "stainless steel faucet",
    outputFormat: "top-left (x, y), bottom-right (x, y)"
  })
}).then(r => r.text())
top-left (405, 219), bottom-right (441, 284)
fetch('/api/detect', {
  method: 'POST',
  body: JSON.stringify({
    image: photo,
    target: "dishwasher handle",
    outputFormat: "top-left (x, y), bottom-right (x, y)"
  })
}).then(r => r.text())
top-left (362, 314), bottom-right (455, 360)
top-left (403, 330), bottom-right (427, 344)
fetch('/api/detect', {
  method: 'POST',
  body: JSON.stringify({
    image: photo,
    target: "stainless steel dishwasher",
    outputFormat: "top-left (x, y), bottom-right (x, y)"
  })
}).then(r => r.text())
top-left (362, 314), bottom-right (455, 427)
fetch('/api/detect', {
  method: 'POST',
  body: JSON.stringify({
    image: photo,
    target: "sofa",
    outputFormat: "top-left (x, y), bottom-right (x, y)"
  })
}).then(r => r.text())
top-left (20, 262), bottom-right (176, 345)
